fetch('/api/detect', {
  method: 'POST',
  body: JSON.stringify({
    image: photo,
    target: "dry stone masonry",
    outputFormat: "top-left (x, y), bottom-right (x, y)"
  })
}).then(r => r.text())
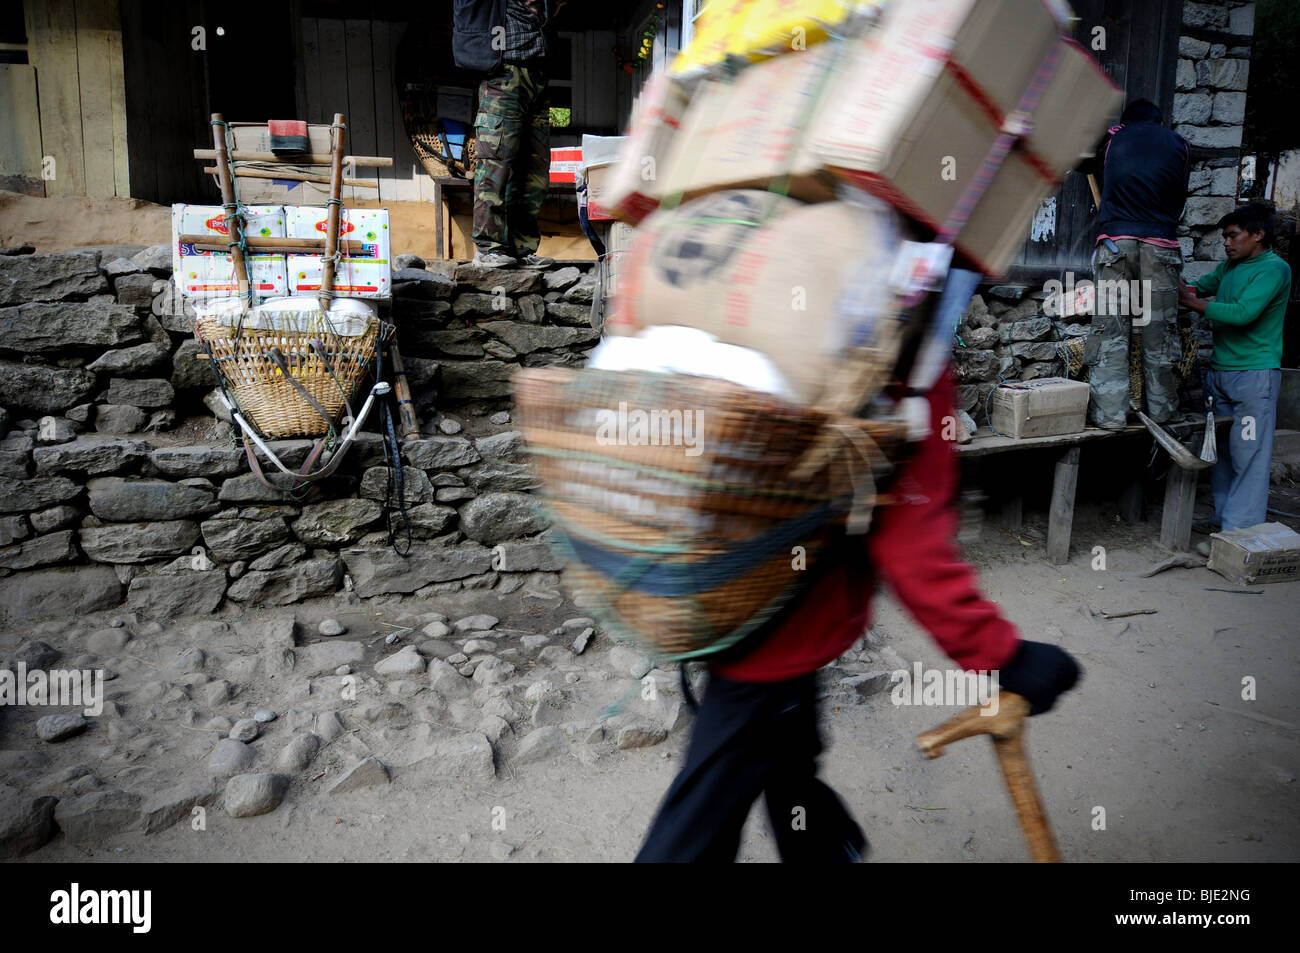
top-left (0, 245), bottom-right (598, 623)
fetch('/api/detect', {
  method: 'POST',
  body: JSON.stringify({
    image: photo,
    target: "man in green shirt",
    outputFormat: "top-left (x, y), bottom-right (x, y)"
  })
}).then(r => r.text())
top-left (1179, 204), bottom-right (1292, 538)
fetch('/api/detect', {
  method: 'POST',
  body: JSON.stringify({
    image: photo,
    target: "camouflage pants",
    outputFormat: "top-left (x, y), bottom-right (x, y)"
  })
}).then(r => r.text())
top-left (473, 64), bottom-right (549, 257)
top-left (1084, 239), bottom-right (1183, 428)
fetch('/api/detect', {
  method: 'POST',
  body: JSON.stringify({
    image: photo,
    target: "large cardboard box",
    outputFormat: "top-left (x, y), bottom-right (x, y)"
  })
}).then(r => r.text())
top-left (171, 204), bottom-right (289, 300)
top-left (605, 189), bottom-right (906, 407)
top-left (810, 0), bottom-right (1064, 229)
top-left (606, 71), bottom-right (692, 224)
top-left (285, 207), bottom-right (391, 299)
top-left (1208, 523), bottom-right (1300, 585)
top-left (989, 378), bottom-right (1089, 438)
top-left (1025, 38), bottom-right (1123, 180)
top-left (225, 124), bottom-right (361, 204)
top-left (659, 42), bottom-right (842, 206)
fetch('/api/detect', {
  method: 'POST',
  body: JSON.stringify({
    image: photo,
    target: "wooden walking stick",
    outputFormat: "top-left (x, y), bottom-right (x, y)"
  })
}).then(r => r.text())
top-left (388, 343), bottom-right (421, 441)
top-left (915, 691), bottom-right (1062, 862)
top-left (210, 113), bottom-right (251, 301)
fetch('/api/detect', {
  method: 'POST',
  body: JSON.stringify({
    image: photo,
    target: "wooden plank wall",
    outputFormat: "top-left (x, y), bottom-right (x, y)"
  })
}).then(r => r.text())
top-left (20, 0), bottom-right (130, 197)
top-left (0, 64), bottom-right (44, 194)
top-left (298, 16), bottom-right (429, 202)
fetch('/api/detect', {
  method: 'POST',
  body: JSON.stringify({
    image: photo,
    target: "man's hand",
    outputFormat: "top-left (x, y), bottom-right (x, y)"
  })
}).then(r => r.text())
top-left (997, 641), bottom-right (1080, 715)
top-left (1179, 280), bottom-right (1208, 314)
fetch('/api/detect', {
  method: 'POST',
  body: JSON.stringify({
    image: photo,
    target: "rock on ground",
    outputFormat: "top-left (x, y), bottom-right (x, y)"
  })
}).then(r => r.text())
top-left (224, 773), bottom-right (290, 818)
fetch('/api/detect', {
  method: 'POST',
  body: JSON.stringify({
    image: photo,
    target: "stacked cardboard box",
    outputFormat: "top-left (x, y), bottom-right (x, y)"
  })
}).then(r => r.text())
top-left (171, 204), bottom-right (290, 300)
top-left (989, 377), bottom-right (1090, 438)
top-left (285, 207), bottom-right (392, 299)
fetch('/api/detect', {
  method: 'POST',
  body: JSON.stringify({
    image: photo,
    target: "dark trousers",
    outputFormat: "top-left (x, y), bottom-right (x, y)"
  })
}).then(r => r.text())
top-left (635, 671), bottom-right (867, 863)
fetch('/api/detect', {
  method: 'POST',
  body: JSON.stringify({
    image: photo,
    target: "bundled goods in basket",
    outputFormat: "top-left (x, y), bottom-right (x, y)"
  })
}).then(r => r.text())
top-left (517, 0), bottom-right (1123, 661)
top-left (193, 296), bottom-right (386, 440)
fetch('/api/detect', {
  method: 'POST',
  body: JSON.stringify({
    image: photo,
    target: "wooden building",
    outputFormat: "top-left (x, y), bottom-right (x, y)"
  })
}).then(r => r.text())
top-left (0, 0), bottom-right (1215, 272)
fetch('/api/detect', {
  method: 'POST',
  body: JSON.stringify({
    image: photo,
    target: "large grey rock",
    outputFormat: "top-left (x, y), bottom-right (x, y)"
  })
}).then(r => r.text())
top-left (297, 641), bottom-right (365, 677)
top-left (543, 266), bottom-right (581, 291)
top-left (80, 520), bottom-right (200, 563)
top-left (438, 360), bottom-right (515, 399)
top-left (248, 542), bottom-right (306, 571)
top-left (480, 321), bottom-right (599, 354)
top-left (453, 292), bottom-right (519, 319)
top-left (87, 476), bottom-right (218, 521)
top-left (149, 445), bottom-right (245, 479)
top-left (277, 732), bottom-right (321, 772)
top-left (36, 713), bottom-right (89, 742)
top-left (360, 466), bottom-right (433, 503)
top-left (0, 451), bottom-right (29, 480)
top-left (562, 275), bottom-right (598, 303)
top-left (396, 503), bottom-right (457, 539)
top-left (33, 437), bottom-right (148, 476)
top-left (200, 512), bottom-right (292, 561)
top-left (0, 530), bottom-right (78, 570)
top-left (291, 499), bottom-right (383, 546)
top-left (427, 657), bottom-right (471, 697)
top-left (0, 362), bottom-right (96, 415)
top-left (130, 244), bottom-right (171, 276)
top-left (327, 756), bottom-right (390, 794)
top-left (452, 263), bottom-right (542, 293)
top-left (403, 436), bottom-right (481, 469)
top-left (474, 431), bottom-right (524, 464)
top-left (0, 251), bottom-right (110, 304)
top-left (1194, 57), bottom-right (1249, 91)
top-left (208, 738), bottom-right (256, 778)
top-left (127, 569), bottom-right (227, 618)
top-left (0, 302), bottom-right (140, 355)
top-left (225, 557), bottom-right (341, 605)
top-left (0, 785), bottom-right (56, 858)
top-left (375, 645), bottom-right (427, 677)
top-left (544, 301), bottom-right (592, 325)
top-left (341, 543), bottom-right (493, 597)
top-left (218, 473), bottom-right (297, 504)
top-left (224, 772), bottom-right (289, 818)
top-left (2, 639), bottom-right (61, 672)
top-left (53, 790), bottom-right (144, 843)
top-left (169, 339), bottom-right (212, 391)
top-left (998, 317), bottom-right (1051, 344)
top-left (0, 514), bottom-right (29, 545)
top-left (513, 726), bottom-right (567, 765)
top-left (105, 378), bottom-right (174, 409)
top-left (140, 776), bottom-right (220, 834)
top-left (111, 272), bottom-right (159, 309)
top-left (94, 404), bottom-right (147, 434)
top-left (0, 476), bottom-right (80, 514)
top-left (391, 267), bottom-right (455, 298)
top-left (404, 327), bottom-right (483, 358)
top-left (388, 725), bottom-right (495, 778)
top-left (0, 565), bottom-right (122, 623)
top-left (459, 492), bottom-right (546, 544)
top-left (461, 462), bottom-right (542, 492)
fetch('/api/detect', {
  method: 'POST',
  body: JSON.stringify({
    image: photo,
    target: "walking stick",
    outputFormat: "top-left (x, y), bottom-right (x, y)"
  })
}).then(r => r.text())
top-left (915, 691), bottom-right (1062, 862)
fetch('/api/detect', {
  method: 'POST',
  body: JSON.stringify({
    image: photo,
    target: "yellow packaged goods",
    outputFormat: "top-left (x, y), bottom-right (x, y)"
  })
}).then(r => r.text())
top-left (171, 204), bottom-right (289, 300)
top-left (606, 71), bottom-right (691, 224)
top-left (660, 42), bottom-right (842, 205)
top-left (669, 0), bottom-right (754, 75)
top-left (989, 378), bottom-right (1089, 439)
top-left (604, 189), bottom-right (908, 408)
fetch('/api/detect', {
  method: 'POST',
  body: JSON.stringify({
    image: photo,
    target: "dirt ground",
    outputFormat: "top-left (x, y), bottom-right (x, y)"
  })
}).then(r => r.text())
top-left (4, 491), bottom-right (1297, 865)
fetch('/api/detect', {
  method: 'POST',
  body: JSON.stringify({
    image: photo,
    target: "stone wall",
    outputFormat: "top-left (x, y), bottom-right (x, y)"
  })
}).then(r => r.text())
top-left (0, 245), bottom-right (599, 623)
top-left (950, 0), bottom-right (1257, 422)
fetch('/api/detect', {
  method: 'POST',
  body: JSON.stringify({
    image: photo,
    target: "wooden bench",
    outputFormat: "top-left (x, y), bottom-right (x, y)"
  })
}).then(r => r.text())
top-left (956, 416), bottom-right (1232, 564)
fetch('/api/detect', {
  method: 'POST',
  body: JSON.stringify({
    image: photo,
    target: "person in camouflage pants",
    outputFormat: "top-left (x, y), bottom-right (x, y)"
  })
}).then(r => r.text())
top-left (1087, 238), bottom-right (1183, 427)
top-left (473, 63), bottom-right (551, 264)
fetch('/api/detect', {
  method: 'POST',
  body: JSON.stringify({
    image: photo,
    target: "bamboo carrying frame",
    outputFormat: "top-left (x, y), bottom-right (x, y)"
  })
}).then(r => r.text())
top-left (191, 112), bottom-right (419, 490)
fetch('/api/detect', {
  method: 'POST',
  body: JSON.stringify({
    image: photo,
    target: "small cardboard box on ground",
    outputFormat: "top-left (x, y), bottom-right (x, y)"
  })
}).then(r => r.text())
top-left (1208, 523), bottom-right (1300, 585)
top-left (989, 378), bottom-right (1089, 439)
top-left (285, 207), bottom-right (392, 299)
top-left (171, 204), bottom-right (289, 300)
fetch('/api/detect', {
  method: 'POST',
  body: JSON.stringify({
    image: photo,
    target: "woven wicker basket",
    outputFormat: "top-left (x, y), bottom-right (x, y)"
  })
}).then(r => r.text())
top-left (195, 314), bottom-right (381, 439)
top-left (514, 366), bottom-right (907, 658)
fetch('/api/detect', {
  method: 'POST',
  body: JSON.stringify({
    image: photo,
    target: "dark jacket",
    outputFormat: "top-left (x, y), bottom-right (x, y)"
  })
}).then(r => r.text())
top-left (1083, 119), bottom-right (1191, 241)
top-left (452, 0), bottom-right (553, 73)
top-left (452, 0), bottom-right (507, 73)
